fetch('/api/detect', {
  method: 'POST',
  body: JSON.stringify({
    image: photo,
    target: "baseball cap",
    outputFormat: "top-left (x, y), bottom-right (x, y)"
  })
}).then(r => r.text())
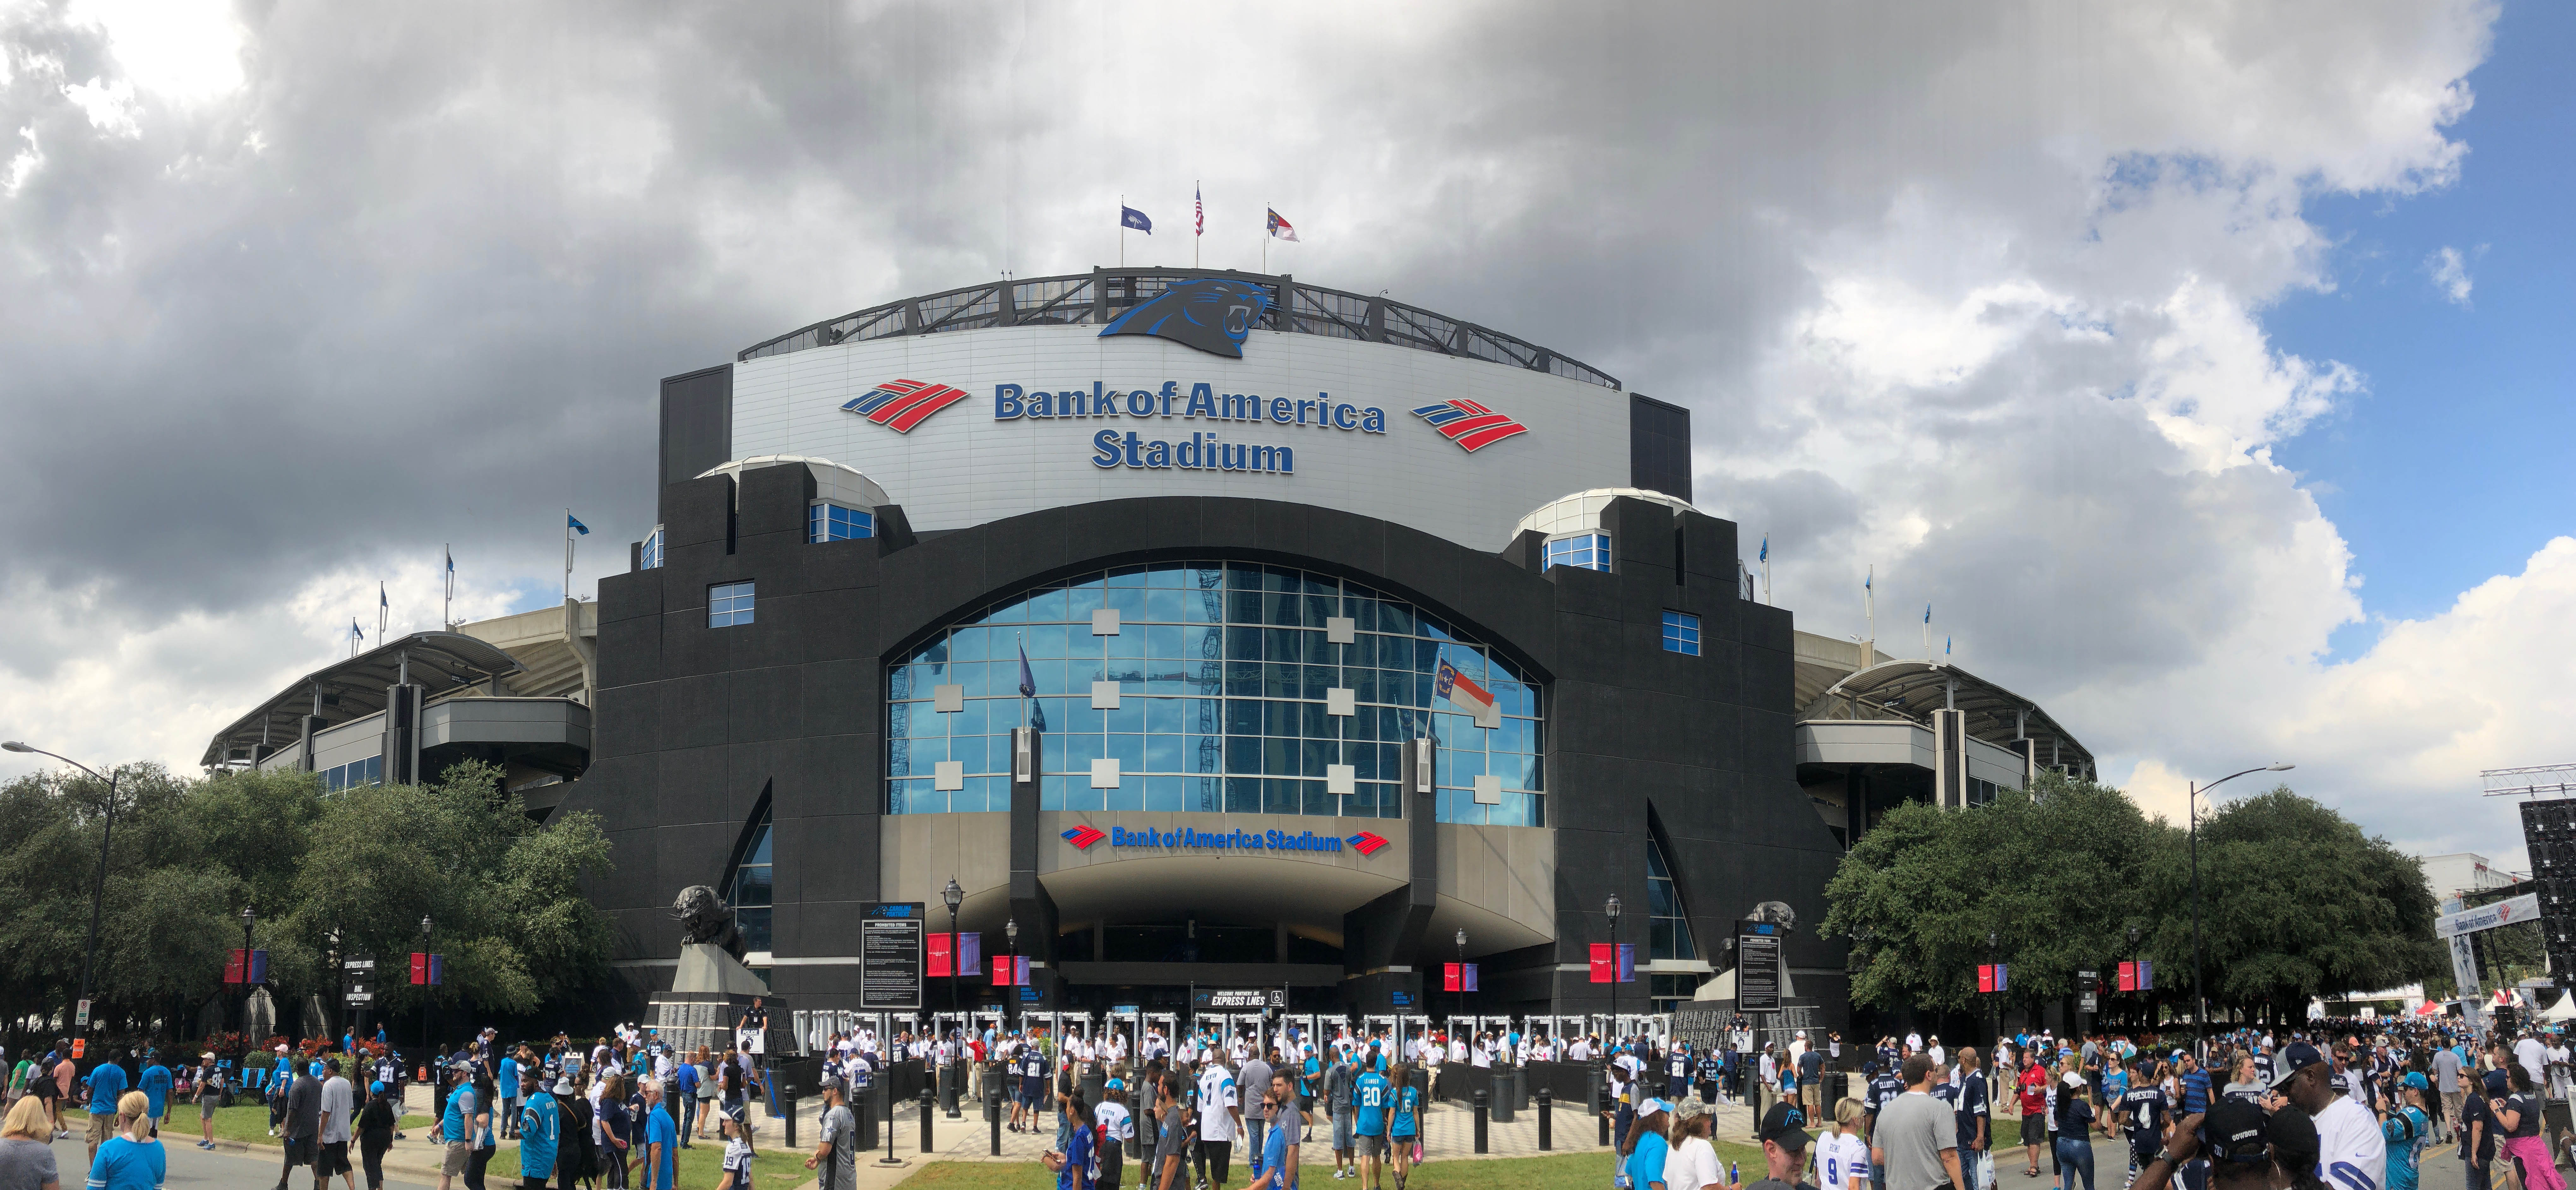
top-left (2203, 1099), bottom-right (2270, 1164)
top-left (371, 1081), bottom-right (387, 1095)
top-left (2267, 1105), bottom-right (2320, 1175)
top-left (1636, 1097), bottom-right (1668, 1118)
top-left (2268, 1042), bottom-right (2323, 1091)
top-left (1674, 1096), bottom-right (1712, 1123)
top-left (2484, 1069), bottom-right (2509, 1094)
top-left (2402, 1071), bottom-right (2428, 1091)
top-left (1759, 1101), bottom-right (1812, 1150)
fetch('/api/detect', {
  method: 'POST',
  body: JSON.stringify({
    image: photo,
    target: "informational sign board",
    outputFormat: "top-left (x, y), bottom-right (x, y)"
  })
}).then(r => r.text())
top-left (2436, 893), bottom-right (2542, 938)
top-left (861, 902), bottom-right (927, 1010)
top-left (75, 1000), bottom-right (90, 1028)
top-left (1193, 988), bottom-right (1286, 1011)
top-left (1735, 920), bottom-right (1783, 1012)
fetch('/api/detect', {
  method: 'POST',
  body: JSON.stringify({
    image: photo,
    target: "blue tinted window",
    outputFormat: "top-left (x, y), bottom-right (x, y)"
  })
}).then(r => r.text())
top-left (885, 561), bottom-right (1544, 824)
top-left (640, 527), bottom-right (664, 570)
top-left (728, 807), bottom-right (773, 952)
top-left (710, 581), bottom-right (755, 628)
top-left (1542, 533), bottom-right (1611, 573)
top-left (810, 502), bottom-right (876, 543)
top-left (1661, 610), bottom-right (1701, 656)
top-left (320, 754), bottom-right (383, 794)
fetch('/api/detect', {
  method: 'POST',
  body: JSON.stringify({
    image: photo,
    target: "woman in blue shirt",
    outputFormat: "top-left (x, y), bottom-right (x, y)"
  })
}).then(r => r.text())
top-left (1624, 1100), bottom-right (1671, 1190)
top-left (86, 1090), bottom-right (164, 1190)
top-left (1388, 1064), bottom-right (1422, 1180)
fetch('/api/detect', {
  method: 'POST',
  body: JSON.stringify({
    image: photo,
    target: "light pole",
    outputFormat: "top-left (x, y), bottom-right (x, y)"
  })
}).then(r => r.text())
top-left (4, 741), bottom-right (119, 1018)
top-left (1454, 927), bottom-right (1468, 1024)
top-left (1004, 917), bottom-right (1019, 1036)
top-left (240, 904), bottom-right (257, 1034)
top-left (2124, 925), bottom-right (2139, 1032)
top-left (1986, 931), bottom-right (1999, 1047)
top-left (1605, 893), bottom-right (1623, 1043)
top-left (2189, 762), bottom-right (2292, 1056)
top-left (419, 915), bottom-right (434, 1056)
top-left (941, 877), bottom-right (964, 1118)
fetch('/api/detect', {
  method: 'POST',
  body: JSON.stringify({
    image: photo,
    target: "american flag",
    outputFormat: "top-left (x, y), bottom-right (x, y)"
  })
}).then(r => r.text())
top-left (1194, 184), bottom-right (1203, 237)
top-left (1408, 398), bottom-right (1530, 452)
top-left (842, 378), bottom-right (969, 433)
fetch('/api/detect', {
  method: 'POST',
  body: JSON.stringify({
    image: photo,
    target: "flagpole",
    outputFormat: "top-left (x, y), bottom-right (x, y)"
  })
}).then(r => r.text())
top-left (564, 509), bottom-right (573, 604)
top-left (444, 544), bottom-right (454, 630)
top-left (378, 582), bottom-right (388, 644)
top-left (1120, 195), bottom-right (1125, 267)
top-left (1865, 565), bottom-right (1875, 652)
top-left (1194, 181), bottom-right (1200, 269)
top-left (1261, 200), bottom-right (1267, 273)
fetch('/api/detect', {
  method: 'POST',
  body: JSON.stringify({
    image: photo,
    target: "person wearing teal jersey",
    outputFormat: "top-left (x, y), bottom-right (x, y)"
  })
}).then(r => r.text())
top-left (518, 1083), bottom-right (561, 1187)
top-left (1387, 1065), bottom-right (1421, 1190)
top-left (1354, 1066), bottom-right (1391, 1190)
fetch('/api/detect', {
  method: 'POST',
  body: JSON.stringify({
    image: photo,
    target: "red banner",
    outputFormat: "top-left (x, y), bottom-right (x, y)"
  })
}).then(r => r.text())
top-left (1588, 943), bottom-right (1614, 984)
top-left (2118, 961), bottom-right (2137, 992)
top-left (928, 932), bottom-right (953, 978)
top-left (409, 952), bottom-right (428, 986)
top-left (1443, 963), bottom-right (1461, 992)
top-left (993, 955), bottom-right (1014, 986)
top-left (225, 949), bottom-right (247, 985)
top-left (1977, 964), bottom-right (1996, 994)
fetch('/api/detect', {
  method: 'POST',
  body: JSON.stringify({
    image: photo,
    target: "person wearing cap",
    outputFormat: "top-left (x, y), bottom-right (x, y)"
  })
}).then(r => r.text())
top-left (2274, 1039), bottom-right (2384, 1190)
top-left (1746, 1100), bottom-right (1816, 1190)
top-left (804, 1076), bottom-right (856, 1190)
top-left (356, 1079), bottom-right (398, 1190)
top-left (1625, 1098), bottom-right (1673, 1190)
top-left (1098, 1076), bottom-right (1136, 1190)
top-left (1873, 1054), bottom-right (1959, 1190)
top-left (2125, 1098), bottom-right (2281, 1190)
top-left (2381, 1073), bottom-right (2430, 1190)
top-left (1667, 1097), bottom-right (1728, 1190)
top-left (517, 1073), bottom-right (561, 1190)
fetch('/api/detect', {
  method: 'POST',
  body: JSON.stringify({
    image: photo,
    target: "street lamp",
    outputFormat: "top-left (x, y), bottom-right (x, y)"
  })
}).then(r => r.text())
top-left (1005, 917), bottom-right (1019, 1035)
top-left (1605, 893), bottom-right (1623, 1042)
top-left (240, 904), bottom-right (258, 1034)
top-left (419, 915), bottom-right (434, 1056)
top-left (1987, 931), bottom-right (2000, 1046)
top-left (1454, 927), bottom-right (1468, 1024)
top-left (2189, 762), bottom-right (2292, 1056)
top-left (2124, 925), bottom-right (2139, 1031)
top-left (4, 741), bottom-right (119, 1018)
top-left (941, 877), bottom-right (964, 1117)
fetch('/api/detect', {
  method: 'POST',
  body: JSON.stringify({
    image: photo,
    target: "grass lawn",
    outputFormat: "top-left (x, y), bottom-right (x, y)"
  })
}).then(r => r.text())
top-left (75, 1106), bottom-right (810, 1187)
top-left (904, 1144), bottom-right (1773, 1190)
top-left (69, 1105), bottom-right (434, 1149)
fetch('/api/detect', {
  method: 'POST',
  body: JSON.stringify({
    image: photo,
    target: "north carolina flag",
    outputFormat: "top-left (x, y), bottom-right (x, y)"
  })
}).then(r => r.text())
top-left (1266, 208), bottom-right (1299, 241)
top-left (1434, 658), bottom-right (1500, 729)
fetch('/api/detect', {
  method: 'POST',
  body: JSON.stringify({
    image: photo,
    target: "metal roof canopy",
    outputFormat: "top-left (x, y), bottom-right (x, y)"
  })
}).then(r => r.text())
top-left (1801, 658), bottom-right (2094, 775)
top-left (200, 631), bottom-right (524, 767)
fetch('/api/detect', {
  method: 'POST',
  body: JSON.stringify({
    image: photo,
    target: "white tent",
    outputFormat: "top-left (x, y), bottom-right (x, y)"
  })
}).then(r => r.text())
top-left (2538, 989), bottom-right (2576, 1023)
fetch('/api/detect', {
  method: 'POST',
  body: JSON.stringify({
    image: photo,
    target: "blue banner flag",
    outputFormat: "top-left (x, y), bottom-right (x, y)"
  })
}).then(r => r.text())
top-left (1924, 603), bottom-right (1932, 623)
top-left (567, 514), bottom-right (589, 535)
top-left (350, 619), bottom-right (362, 641)
top-left (1759, 535), bottom-right (1767, 563)
top-left (1018, 642), bottom-right (1037, 698)
top-left (1120, 205), bottom-right (1152, 234)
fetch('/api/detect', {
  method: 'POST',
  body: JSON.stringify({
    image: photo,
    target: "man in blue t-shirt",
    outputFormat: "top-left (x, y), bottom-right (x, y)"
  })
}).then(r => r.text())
top-left (496, 1049), bottom-right (521, 1139)
top-left (1353, 1065), bottom-right (1391, 1190)
top-left (85, 1056), bottom-right (129, 1161)
top-left (642, 1083), bottom-right (680, 1190)
top-left (139, 1052), bottom-right (172, 1134)
top-left (672, 1055), bottom-right (700, 1146)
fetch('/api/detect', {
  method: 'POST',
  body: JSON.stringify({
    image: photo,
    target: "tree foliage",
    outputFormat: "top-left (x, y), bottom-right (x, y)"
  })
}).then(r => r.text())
top-left (0, 759), bottom-right (612, 1044)
top-left (1825, 774), bottom-right (2444, 1023)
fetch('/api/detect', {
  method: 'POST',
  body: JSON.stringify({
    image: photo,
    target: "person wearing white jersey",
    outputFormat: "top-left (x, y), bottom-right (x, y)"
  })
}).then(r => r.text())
top-left (2274, 1041), bottom-right (2383, 1190)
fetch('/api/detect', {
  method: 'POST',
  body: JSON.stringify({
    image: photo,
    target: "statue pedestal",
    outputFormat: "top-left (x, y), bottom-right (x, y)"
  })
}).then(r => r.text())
top-left (650, 943), bottom-right (787, 1056)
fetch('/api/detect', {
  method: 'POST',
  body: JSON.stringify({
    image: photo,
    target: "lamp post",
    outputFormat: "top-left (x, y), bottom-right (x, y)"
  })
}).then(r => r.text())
top-left (942, 878), bottom-right (965, 1022)
top-left (4, 741), bottom-right (119, 1018)
top-left (419, 915), bottom-right (434, 1056)
top-left (1454, 928), bottom-right (1468, 1024)
top-left (2124, 925), bottom-right (2140, 1032)
top-left (1605, 894), bottom-right (1623, 1043)
top-left (1986, 931), bottom-right (2000, 1046)
top-left (327, 927), bottom-right (342, 1041)
top-left (1004, 917), bottom-right (1019, 1035)
top-left (2189, 762), bottom-right (2292, 1056)
top-left (240, 904), bottom-right (257, 1034)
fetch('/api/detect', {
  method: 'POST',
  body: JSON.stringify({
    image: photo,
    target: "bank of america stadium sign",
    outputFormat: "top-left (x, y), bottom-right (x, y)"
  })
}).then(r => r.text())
top-left (1060, 824), bottom-right (1390, 855)
top-left (840, 375), bottom-right (1531, 474)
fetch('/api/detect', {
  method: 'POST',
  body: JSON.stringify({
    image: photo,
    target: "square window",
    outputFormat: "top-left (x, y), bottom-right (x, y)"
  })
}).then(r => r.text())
top-left (1661, 610), bottom-right (1701, 656)
top-left (709, 581), bottom-right (756, 628)
top-left (1543, 533), bottom-right (1612, 573)
top-left (809, 502), bottom-right (875, 543)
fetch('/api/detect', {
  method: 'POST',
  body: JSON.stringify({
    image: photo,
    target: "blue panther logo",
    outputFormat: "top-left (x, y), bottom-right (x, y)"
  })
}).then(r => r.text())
top-left (1097, 278), bottom-right (1270, 359)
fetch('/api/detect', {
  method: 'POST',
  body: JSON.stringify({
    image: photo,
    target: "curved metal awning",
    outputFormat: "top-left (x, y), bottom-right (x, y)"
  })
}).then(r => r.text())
top-left (201, 632), bottom-right (525, 767)
top-left (1801, 659), bottom-right (2093, 774)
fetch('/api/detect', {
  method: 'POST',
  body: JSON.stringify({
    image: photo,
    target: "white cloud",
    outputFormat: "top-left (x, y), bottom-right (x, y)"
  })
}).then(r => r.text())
top-left (63, 0), bottom-right (242, 103)
top-left (2426, 245), bottom-right (2476, 306)
top-left (61, 77), bottom-right (138, 138)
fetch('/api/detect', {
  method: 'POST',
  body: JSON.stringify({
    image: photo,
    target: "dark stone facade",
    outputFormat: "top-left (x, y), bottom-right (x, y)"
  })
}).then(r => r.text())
top-left (568, 465), bottom-right (1849, 1018)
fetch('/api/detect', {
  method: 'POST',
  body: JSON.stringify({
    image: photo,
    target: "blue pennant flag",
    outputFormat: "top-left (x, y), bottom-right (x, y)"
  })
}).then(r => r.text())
top-left (1120, 205), bottom-right (1153, 234)
top-left (1758, 535), bottom-right (1767, 563)
top-left (350, 618), bottom-right (363, 641)
top-left (1946, 635), bottom-right (1952, 656)
top-left (379, 582), bottom-right (387, 610)
top-left (1018, 642), bottom-right (1037, 699)
top-left (567, 514), bottom-right (590, 535)
top-left (1925, 603), bottom-right (1932, 624)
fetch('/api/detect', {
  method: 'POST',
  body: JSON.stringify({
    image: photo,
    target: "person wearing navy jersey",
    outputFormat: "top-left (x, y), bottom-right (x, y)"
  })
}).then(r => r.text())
top-left (2119, 1056), bottom-right (2168, 1189)
top-left (1952, 1050), bottom-right (1989, 1190)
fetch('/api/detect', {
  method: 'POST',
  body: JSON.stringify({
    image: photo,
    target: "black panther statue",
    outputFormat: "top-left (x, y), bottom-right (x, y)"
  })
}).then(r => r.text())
top-left (671, 885), bottom-right (746, 960)
top-left (1097, 278), bottom-right (1271, 358)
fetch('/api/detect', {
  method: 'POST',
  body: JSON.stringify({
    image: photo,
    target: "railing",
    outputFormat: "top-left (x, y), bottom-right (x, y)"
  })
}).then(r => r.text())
top-left (739, 268), bottom-right (1621, 392)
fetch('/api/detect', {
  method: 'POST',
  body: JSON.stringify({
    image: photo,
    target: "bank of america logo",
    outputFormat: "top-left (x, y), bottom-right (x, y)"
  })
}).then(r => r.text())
top-left (1346, 831), bottom-right (1390, 856)
top-left (1061, 825), bottom-right (1106, 850)
top-left (842, 379), bottom-right (969, 433)
top-left (1408, 399), bottom-right (1529, 452)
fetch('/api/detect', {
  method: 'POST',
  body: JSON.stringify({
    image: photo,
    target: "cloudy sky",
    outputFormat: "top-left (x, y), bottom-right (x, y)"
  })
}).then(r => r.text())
top-left (2, 0), bottom-right (2565, 866)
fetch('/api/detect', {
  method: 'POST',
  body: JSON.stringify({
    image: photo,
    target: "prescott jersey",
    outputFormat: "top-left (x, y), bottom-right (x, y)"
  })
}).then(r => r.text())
top-left (2119, 1086), bottom-right (2167, 1146)
top-left (1868, 1073), bottom-right (1903, 1114)
top-left (1354, 1071), bottom-right (1390, 1137)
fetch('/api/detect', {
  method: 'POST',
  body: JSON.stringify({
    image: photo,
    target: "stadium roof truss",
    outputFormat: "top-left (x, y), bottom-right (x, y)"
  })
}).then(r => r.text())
top-left (1800, 658), bottom-right (2095, 776)
top-left (737, 267), bottom-right (1623, 392)
top-left (200, 631), bottom-right (524, 767)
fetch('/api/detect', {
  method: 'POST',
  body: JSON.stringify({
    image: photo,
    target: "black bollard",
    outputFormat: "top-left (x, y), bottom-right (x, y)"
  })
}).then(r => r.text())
top-left (920, 1088), bottom-right (937, 1152)
top-left (1474, 1089), bottom-right (1490, 1154)
top-left (990, 1082), bottom-right (1003, 1155)
top-left (1537, 1088), bottom-right (1552, 1151)
top-left (783, 1078), bottom-right (800, 1152)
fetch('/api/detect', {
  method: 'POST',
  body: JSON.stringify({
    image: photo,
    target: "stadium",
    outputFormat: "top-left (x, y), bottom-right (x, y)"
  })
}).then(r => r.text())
top-left (206, 267), bottom-right (2095, 1043)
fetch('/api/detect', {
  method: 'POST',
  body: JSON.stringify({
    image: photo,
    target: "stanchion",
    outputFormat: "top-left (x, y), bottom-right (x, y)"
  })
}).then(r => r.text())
top-left (1537, 1088), bottom-right (1552, 1151)
top-left (990, 1083), bottom-right (1003, 1155)
top-left (1473, 1089), bottom-right (1489, 1154)
top-left (782, 1074), bottom-right (800, 1152)
top-left (920, 1088), bottom-right (937, 1152)
top-left (877, 1080), bottom-right (905, 1167)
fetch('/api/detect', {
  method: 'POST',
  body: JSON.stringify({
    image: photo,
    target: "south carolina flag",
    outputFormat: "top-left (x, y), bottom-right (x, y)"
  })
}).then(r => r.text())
top-left (1434, 658), bottom-right (1500, 729)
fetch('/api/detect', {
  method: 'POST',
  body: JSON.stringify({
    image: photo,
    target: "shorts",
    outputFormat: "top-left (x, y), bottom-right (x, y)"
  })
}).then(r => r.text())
top-left (1333, 1109), bottom-right (1354, 1150)
top-left (445, 1140), bottom-right (474, 1176)
top-left (1357, 1133), bottom-right (1387, 1157)
top-left (318, 1141), bottom-right (353, 1175)
top-left (87, 1112), bottom-right (115, 1143)
top-left (203, 1098), bottom-right (219, 1119)
top-left (2021, 1116), bottom-right (2047, 1146)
